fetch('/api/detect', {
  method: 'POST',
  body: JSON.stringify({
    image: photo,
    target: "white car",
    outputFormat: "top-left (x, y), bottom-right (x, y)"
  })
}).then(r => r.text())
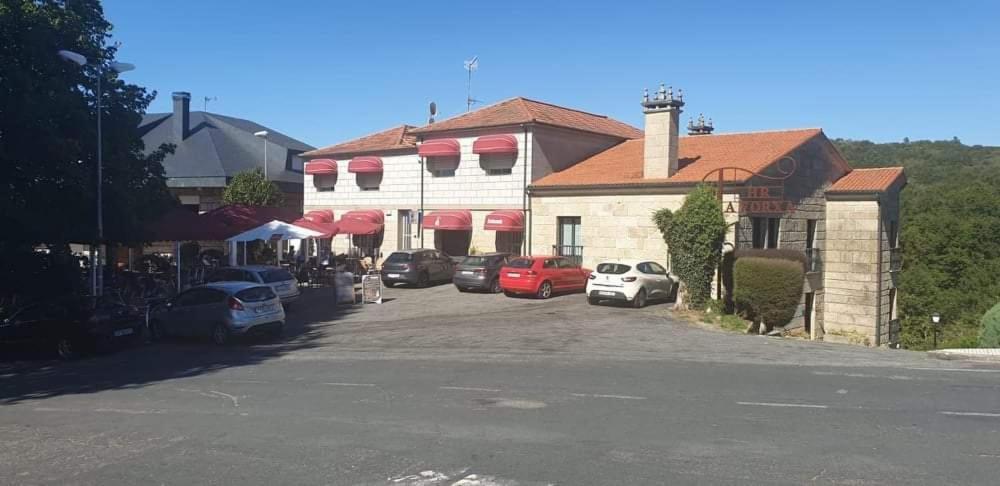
top-left (586, 259), bottom-right (675, 308)
top-left (206, 265), bottom-right (301, 309)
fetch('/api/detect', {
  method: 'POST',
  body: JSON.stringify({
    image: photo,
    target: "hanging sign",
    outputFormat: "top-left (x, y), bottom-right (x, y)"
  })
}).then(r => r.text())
top-left (707, 156), bottom-right (799, 216)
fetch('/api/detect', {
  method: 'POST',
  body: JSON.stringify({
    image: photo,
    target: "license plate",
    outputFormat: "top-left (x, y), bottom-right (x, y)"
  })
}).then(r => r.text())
top-left (387, 273), bottom-right (400, 278)
top-left (599, 291), bottom-right (616, 296)
top-left (461, 271), bottom-right (474, 275)
top-left (507, 272), bottom-right (520, 278)
top-left (255, 304), bottom-right (276, 314)
top-left (276, 284), bottom-right (290, 291)
top-left (113, 328), bottom-right (134, 337)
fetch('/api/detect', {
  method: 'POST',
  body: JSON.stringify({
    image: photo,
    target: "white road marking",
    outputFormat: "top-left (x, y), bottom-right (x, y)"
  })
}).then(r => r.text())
top-left (32, 406), bottom-right (80, 413)
top-left (321, 382), bottom-right (377, 387)
top-left (813, 370), bottom-right (914, 380)
top-left (940, 411), bottom-right (1000, 418)
top-left (94, 408), bottom-right (165, 415)
top-left (439, 386), bottom-right (502, 392)
top-left (572, 393), bottom-right (647, 400)
top-left (737, 401), bottom-right (828, 409)
top-left (908, 367), bottom-right (1000, 373)
top-left (207, 390), bottom-right (239, 408)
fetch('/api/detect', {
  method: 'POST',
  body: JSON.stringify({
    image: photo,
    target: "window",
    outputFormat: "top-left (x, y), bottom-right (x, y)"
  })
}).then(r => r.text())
top-left (555, 258), bottom-right (577, 269)
top-left (258, 269), bottom-right (294, 283)
top-left (175, 288), bottom-right (220, 306)
top-left (557, 217), bottom-right (583, 265)
top-left (507, 258), bottom-right (534, 269)
top-left (806, 219), bottom-right (817, 249)
top-left (286, 151), bottom-right (304, 173)
top-left (313, 174), bottom-right (337, 192)
top-left (431, 168), bottom-right (456, 177)
top-left (486, 168), bottom-right (512, 176)
top-left (235, 287), bottom-right (277, 302)
top-left (356, 172), bottom-right (382, 191)
top-left (596, 263), bottom-right (631, 275)
top-left (543, 259), bottom-right (558, 269)
top-left (647, 262), bottom-right (668, 275)
top-left (751, 217), bottom-right (781, 249)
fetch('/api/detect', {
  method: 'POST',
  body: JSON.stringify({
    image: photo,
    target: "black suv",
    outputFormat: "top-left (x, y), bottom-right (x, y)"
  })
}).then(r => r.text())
top-left (0, 296), bottom-right (143, 360)
top-left (381, 249), bottom-right (455, 287)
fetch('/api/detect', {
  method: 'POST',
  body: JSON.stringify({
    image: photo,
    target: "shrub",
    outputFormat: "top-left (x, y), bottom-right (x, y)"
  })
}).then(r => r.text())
top-left (979, 302), bottom-right (1000, 348)
top-left (733, 257), bottom-right (804, 332)
top-left (732, 248), bottom-right (808, 270)
top-left (222, 168), bottom-right (284, 207)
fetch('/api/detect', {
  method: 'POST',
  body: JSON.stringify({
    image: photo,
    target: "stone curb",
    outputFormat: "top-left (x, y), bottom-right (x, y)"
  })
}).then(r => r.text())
top-left (928, 348), bottom-right (1000, 361)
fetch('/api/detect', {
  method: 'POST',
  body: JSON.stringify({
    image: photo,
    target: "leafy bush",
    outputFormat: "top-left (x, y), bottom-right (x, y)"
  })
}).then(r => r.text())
top-left (223, 168), bottom-right (284, 207)
top-left (732, 248), bottom-right (807, 270)
top-left (733, 257), bottom-right (804, 331)
top-left (979, 303), bottom-right (1000, 348)
top-left (651, 184), bottom-right (727, 310)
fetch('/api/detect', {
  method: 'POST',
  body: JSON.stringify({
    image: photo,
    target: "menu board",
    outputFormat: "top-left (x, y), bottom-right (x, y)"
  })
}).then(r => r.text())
top-left (361, 274), bottom-right (382, 304)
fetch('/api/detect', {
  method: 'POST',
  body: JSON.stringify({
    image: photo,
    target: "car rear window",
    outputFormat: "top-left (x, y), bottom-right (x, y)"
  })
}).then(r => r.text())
top-left (385, 253), bottom-right (412, 263)
top-left (461, 256), bottom-right (489, 266)
top-left (506, 258), bottom-right (534, 269)
top-left (596, 263), bottom-right (631, 275)
top-left (235, 286), bottom-right (277, 302)
top-left (258, 269), bottom-right (294, 283)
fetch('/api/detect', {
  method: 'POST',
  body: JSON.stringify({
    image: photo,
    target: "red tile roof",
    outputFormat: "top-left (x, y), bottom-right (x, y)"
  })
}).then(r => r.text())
top-left (302, 125), bottom-right (417, 158)
top-left (533, 128), bottom-right (826, 187)
top-left (827, 167), bottom-right (905, 193)
top-left (409, 97), bottom-right (643, 139)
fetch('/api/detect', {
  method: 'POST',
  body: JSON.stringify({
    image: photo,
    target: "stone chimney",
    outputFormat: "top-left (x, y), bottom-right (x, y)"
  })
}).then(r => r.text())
top-left (172, 91), bottom-right (191, 141)
top-left (687, 113), bottom-right (715, 136)
top-left (642, 84), bottom-right (684, 178)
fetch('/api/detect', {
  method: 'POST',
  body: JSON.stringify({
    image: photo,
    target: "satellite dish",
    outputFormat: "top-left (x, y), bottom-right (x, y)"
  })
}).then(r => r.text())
top-left (428, 101), bottom-right (437, 124)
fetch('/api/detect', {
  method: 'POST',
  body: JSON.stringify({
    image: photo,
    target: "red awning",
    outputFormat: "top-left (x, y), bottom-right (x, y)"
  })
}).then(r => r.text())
top-left (348, 156), bottom-right (383, 173)
top-left (418, 139), bottom-right (460, 157)
top-left (473, 134), bottom-right (518, 155)
top-left (303, 209), bottom-right (335, 224)
top-left (292, 218), bottom-right (338, 238)
top-left (483, 210), bottom-right (524, 231)
top-left (305, 159), bottom-right (338, 175)
top-left (423, 210), bottom-right (473, 231)
top-left (336, 209), bottom-right (384, 235)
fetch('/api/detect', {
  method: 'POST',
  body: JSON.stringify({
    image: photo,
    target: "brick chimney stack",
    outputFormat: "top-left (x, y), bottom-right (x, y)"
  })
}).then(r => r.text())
top-left (642, 84), bottom-right (684, 178)
top-left (172, 91), bottom-right (191, 141)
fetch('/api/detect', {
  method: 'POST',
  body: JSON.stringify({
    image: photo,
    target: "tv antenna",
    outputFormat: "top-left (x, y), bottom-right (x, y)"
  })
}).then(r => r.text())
top-left (203, 96), bottom-right (217, 111)
top-left (464, 55), bottom-right (480, 111)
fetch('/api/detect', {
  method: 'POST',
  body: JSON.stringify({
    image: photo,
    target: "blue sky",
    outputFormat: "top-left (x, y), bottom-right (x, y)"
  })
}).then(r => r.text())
top-left (104, 0), bottom-right (999, 148)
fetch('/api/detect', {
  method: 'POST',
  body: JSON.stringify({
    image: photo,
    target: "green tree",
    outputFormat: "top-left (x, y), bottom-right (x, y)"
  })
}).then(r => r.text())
top-left (222, 168), bottom-right (284, 207)
top-left (0, 0), bottom-right (174, 297)
top-left (652, 184), bottom-right (727, 310)
top-left (979, 302), bottom-right (1000, 348)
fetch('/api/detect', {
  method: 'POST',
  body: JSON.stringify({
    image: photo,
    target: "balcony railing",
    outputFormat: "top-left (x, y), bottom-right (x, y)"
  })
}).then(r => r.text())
top-left (553, 245), bottom-right (584, 266)
top-left (805, 248), bottom-right (822, 273)
top-left (889, 247), bottom-right (902, 273)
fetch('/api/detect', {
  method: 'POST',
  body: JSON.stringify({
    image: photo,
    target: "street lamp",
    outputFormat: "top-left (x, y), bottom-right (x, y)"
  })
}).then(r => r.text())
top-left (254, 130), bottom-right (269, 180)
top-left (58, 49), bottom-right (136, 297)
top-left (931, 312), bottom-right (941, 349)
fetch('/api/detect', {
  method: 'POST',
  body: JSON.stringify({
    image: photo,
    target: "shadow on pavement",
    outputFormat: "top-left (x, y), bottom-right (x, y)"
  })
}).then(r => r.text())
top-left (0, 287), bottom-right (356, 405)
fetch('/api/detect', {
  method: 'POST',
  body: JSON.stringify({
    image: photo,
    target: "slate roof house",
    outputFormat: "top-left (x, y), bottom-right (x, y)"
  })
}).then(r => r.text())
top-left (139, 92), bottom-right (314, 212)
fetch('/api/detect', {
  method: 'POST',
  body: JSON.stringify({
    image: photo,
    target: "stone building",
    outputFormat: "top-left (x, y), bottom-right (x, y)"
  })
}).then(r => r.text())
top-left (302, 87), bottom-right (905, 345)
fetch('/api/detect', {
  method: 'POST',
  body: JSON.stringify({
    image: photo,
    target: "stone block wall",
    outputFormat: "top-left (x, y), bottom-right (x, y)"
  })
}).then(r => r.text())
top-left (822, 199), bottom-right (881, 345)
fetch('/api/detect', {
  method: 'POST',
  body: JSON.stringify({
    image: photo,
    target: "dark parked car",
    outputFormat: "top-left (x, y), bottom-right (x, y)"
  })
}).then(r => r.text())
top-left (453, 253), bottom-right (512, 293)
top-left (0, 296), bottom-right (143, 360)
top-left (148, 282), bottom-right (285, 345)
top-left (381, 249), bottom-right (455, 287)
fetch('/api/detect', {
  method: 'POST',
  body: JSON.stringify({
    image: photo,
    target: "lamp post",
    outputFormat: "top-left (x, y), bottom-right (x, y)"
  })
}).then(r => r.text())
top-left (254, 130), bottom-right (269, 180)
top-left (58, 50), bottom-right (135, 297)
top-left (931, 312), bottom-right (941, 349)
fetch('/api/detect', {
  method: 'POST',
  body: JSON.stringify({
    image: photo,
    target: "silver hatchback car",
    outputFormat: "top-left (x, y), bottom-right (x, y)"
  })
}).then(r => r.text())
top-left (148, 282), bottom-right (285, 345)
top-left (205, 265), bottom-right (301, 309)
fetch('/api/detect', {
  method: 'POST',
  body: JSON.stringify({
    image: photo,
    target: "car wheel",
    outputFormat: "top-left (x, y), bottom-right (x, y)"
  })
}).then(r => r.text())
top-left (537, 281), bottom-right (553, 299)
top-left (56, 337), bottom-right (80, 360)
top-left (632, 288), bottom-right (647, 309)
top-left (503, 290), bottom-right (516, 298)
top-left (149, 319), bottom-right (165, 342)
top-left (490, 278), bottom-right (502, 294)
top-left (417, 272), bottom-right (430, 288)
top-left (588, 296), bottom-right (599, 305)
top-left (211, 323), bottom-right (230, 346)
top-left (383, 281), bottom-right (394, 288)
top-left (456, 286), bottom-right (467, 292)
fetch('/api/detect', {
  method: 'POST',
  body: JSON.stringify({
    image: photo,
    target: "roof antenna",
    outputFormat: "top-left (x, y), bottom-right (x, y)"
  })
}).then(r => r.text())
top-left (464, 55), bottom-right (480, 112)
top-left (203, 96), bottom-right (217, 111)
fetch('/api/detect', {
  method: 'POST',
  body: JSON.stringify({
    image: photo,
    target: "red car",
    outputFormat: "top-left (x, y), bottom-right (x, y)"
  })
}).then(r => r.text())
top-left (498, 256), bottom-right (590, 299)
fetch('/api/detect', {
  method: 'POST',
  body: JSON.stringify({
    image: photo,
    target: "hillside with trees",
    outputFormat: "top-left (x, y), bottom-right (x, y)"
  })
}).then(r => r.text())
top-left (833, 138), bottom-right (1000, 349)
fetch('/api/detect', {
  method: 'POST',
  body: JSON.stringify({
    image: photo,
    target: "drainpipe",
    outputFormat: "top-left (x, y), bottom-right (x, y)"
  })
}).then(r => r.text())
top-left (419, 137), bottom-right (425, 248)
top-left (522, 124), bottom-right (529, 255)
top-left (874, 193), bottom-right (883, 347)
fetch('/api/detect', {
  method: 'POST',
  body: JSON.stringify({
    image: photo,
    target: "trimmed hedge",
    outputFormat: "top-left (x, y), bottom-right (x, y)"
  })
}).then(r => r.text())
top-left (979, 302), bottom-right (1000, 348)
top-left (733, 256), bottom-right (805, 330)
top-left (732, 248), bottom-right (808, 270)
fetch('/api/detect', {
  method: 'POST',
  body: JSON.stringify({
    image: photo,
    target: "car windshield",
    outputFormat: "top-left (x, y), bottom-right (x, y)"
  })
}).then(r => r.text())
top-left (506, 258), bottom-right (534, 269)
top-left (385, 253), bottom-right (413, 263)
top-left (235, 286), bottom-right (277, 302)
top-left (258, 269), bottom-right (293, 283)
top-left (596, 263), bottom-right (631, 275)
